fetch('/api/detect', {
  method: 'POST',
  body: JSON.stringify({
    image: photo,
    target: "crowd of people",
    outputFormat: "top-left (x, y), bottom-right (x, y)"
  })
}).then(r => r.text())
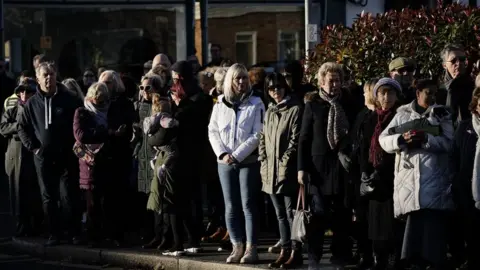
top-left (0, 42), bottom-right (480, 270)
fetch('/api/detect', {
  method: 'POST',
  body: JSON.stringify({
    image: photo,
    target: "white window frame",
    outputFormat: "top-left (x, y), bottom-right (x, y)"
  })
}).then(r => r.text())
top-left (235, 31), bottom-right (257, 66)
top-left (277, 30), bottom-right (301, 61)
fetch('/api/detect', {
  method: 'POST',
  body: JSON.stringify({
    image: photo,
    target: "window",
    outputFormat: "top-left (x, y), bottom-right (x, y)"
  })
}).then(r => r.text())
top-left (277, 31), bottom-right (303, 62)
top-left (235, 32), bottom-right (257, 66)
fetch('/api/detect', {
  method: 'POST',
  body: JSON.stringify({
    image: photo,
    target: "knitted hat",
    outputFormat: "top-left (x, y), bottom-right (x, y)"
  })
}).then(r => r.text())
top-left (373, 78), bottom-right (402, 98)
top-left (171, 60), bottom-right (193, 81)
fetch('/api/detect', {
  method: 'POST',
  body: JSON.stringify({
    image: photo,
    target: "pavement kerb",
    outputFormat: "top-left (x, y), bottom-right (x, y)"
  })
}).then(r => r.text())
top-left (10, 237), bottom-right (265, 270)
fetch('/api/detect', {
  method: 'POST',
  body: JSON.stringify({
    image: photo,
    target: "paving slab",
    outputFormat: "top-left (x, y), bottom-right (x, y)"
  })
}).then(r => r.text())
top-left (9, 237), bottom-right (353, 270)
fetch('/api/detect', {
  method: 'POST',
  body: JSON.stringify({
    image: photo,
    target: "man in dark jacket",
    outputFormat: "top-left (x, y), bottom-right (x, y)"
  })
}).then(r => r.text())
top-left (388, 57), bottom-right (417, 104)
top-left (17, 62), bottom-right (83, 246)
top-left (437, 44), bottom-right (474, 126)
top-left (283, 60), bottom-right (316, 103)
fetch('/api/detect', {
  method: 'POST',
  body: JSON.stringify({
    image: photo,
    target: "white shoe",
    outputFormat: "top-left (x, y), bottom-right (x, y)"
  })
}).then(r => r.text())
top-left (226, 243), bottom-right (244, 264)
top-left (268, 240), bottom-right (282, 253)
top-left (240, 244), bottom-right (258, 264)
top-left (162, 250), bottom-right (185, 257)
top-left (184, 247), bottom-right (203, 253)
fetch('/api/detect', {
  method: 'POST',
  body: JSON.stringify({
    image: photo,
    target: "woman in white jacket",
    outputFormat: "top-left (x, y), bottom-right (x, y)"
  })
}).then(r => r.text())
top-left (208, 63), bottom-right (265, 264)
top-left (378, 79), bottom-right (454, 269)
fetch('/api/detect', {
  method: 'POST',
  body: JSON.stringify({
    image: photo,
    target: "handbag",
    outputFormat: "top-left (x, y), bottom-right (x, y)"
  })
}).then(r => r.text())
top-left (73, 141), bottom-right (104, 166)
top-left (291, 185), bottom-right (312, 243)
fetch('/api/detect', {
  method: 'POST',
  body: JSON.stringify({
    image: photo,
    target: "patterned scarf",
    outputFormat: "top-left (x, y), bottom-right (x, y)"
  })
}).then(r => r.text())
top-left (318, 89), bottom-right (349, 149)
top-left (369, 108), bottom-right (395, 168)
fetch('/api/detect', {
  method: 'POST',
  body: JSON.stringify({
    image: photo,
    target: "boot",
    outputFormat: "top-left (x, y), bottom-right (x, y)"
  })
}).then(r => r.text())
top-left (356, 254), bottom-right (374, 269)
top-left (226, 243), bottom-right (244, 264)
top-left (372, 254), bottom-right (388, 270)
top-left (142, 238), bottom-right (161, 249)
top-left (281, 250), bottom-right (303, 269)
top-left (205, 227), bottom-right (227, 242)
top-left (221, 230), bottom-right (230, 242)
top-left (240, 244), bottom-right (258, 264)
top-left (269, 248), bottom-right (291, 268)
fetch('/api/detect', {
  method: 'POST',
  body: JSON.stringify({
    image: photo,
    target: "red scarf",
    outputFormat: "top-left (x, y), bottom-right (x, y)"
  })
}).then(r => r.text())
top-left (369, 108), bottom-right (395, 168)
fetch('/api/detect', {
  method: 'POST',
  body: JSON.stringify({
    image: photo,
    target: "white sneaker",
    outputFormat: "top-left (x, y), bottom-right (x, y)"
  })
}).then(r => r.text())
top-left (162, 250), bottom-right (185, 257)
top-left (268, 240), bottom-right (282, 253)
top-left (184, 247), bottom-right (203, 253)
top-left (226, 243), bottom-right (244, 264)
top-left (240, 244), bottom-right (258, 264)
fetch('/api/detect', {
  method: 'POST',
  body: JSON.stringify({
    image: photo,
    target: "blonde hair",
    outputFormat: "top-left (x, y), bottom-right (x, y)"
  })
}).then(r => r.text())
top-left (223, 63), bottom-right (250, 102)
top-left (475, 73), bottom-right (480, 88)
top-left (85, 82), bottom-right (109, 103)
top-left (141, 73), bottom-right (165, 92)
top-left (62, 78), bottom-right (84, 99)
top-left (214, 67), bottom-right (228, 94)
top-left (151, 93), bottom-right (171, 115)
top-left (363, 78), bottom-right (379, 107)
top-left (317, 62), bottom-right (344, 86)
top-left (98, 70), bottom-right (125, 93)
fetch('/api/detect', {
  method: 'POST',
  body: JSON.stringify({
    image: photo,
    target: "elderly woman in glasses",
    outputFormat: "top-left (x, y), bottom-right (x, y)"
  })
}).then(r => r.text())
top-left (0, 78), bottom-right (41, 237)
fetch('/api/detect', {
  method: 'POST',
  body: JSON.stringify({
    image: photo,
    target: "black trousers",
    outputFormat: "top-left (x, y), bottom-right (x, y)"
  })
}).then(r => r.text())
top-left (206, 177), bottom-right (225, 228)
top-left (167, 200), bottom-right (200, 250)
top-left (306, 185), bottom-right (352, 269)
top-left (34, 154), bottom-right (81, 237)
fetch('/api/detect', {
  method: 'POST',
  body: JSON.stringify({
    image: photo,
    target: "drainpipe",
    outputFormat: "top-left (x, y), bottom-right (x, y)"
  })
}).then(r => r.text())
top-left (200, 0), bottom-right (208, 65)
top-left (0, 0), bottom-right (4, 59)
top-left (305, 0), bottom-right (313, 57)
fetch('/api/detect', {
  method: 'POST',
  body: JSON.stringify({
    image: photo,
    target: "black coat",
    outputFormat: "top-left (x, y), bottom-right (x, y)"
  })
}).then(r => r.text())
top-left (438, 74), bottom-right (474, 124)
top-left (450, 119), bottom-right (477, 210)
top-left (297, 92), bottom-right (358, 196)
top-left (360, 110), bottom-right (396, 241)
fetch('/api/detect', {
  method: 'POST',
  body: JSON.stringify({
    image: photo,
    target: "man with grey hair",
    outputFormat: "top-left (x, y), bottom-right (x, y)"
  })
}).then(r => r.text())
top-left (438, 44), bottom-right (474, 125)
top-left (18, 62), bottom-right (83, 246)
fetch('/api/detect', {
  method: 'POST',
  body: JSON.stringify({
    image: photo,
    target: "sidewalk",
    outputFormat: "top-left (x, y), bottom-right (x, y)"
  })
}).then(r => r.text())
top-left (9, 237), bottom-right (352, 270)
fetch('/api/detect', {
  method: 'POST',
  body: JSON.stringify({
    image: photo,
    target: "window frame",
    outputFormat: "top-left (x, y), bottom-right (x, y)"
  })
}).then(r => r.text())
top-left (277, 30), bottom-right (301, 62)
top-left (235, 31), bottom-right (257, 66)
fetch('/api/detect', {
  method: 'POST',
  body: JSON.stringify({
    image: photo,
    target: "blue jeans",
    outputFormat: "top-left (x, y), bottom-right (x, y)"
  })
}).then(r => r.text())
top-left (218, 162), bottom-right (260, 245)
top-left (270, 193), bottom-right (301, 250)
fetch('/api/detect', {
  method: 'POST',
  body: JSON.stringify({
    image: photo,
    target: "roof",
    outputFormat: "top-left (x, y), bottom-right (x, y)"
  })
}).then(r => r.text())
top-left (194, 3), bottom-right (303, 20)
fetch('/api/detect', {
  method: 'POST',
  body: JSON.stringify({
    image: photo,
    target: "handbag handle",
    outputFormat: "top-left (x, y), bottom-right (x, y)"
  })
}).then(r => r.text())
top-left (296, 185), bottom-right (306, 211)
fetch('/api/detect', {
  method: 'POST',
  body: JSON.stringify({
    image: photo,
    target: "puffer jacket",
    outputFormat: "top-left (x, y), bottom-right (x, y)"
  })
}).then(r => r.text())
top-left (208, 91), bottom-right (265, 164)
top-left (378, 101), bottom-right (454, 217)
top-left (259, 96), bottom-right (302, 195)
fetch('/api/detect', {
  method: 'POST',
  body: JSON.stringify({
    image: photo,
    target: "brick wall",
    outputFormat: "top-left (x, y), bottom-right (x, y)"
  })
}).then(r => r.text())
top-left (195, 11), bottom-right (304, 65)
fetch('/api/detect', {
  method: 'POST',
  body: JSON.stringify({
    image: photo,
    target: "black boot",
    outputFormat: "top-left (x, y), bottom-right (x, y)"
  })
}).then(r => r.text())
top-left (142, 238), bottom-right (161, 249)
top-left (281, 250), bottom-right (303, 269)
top-left (269, 248), bottom-right (291, 268)
top-left (356, 254), bottom-right (374, 269)
top-left (372, 254), bottom-right (388, 270)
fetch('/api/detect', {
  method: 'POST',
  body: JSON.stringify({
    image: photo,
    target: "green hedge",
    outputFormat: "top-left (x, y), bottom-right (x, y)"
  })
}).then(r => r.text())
top-left (306, 1), bottom-right (480, 85)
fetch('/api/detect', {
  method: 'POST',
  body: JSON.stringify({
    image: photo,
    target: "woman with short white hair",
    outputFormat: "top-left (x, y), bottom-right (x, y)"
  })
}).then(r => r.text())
top-left (297, 62), bottom-right (357, 268)
top-left (208, 63), bottom-right (265, 264)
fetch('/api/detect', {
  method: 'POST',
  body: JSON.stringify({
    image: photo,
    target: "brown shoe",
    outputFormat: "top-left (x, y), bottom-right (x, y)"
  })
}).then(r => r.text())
top-left (206, 227), bottom-right (227, 242)
top-left (269, 248), bottom-right (291, 268)
top-left (220, 230), bottom-right (230, 242)
top-left (281, 250), bottom-right (303, 269)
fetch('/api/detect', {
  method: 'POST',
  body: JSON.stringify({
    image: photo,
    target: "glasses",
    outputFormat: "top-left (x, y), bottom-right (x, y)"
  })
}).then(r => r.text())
top-left (268, 86), bottom-right (283, 92)
top-left (447, 56), bottom-right (467, 64)
top-left (139, 85), bottom-right (152, 91)
top-left (396, 66), bottom-right (415, 73)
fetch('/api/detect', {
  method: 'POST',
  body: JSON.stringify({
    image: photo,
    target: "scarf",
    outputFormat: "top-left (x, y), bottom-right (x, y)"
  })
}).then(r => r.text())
top-left (369, 108), bottom-right (395, 168)
top-left (84, 99), bottom-right (109, 127)
top-left (318, 89), bottom-right (349, 149)
top-left (471, 115), bottom-right (480, 209)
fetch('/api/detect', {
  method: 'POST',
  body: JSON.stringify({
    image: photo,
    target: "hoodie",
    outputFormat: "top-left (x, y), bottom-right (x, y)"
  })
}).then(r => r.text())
top-left (17, 83), bottom-right (83, 157)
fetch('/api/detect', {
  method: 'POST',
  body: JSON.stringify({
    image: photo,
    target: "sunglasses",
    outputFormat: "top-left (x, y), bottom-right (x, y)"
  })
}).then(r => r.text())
top-left (139, 85), bottom-right (152, 92)
top-left (268, 86), bottom-right (283, 92)
top-left (447, 56), bottom-right (467, 64)
top-left (396, 66), bottom-right (415, 73)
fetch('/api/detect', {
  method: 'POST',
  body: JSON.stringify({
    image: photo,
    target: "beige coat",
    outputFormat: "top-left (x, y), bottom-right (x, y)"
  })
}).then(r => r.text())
top-left (259, 96), bottom-right (302, 195)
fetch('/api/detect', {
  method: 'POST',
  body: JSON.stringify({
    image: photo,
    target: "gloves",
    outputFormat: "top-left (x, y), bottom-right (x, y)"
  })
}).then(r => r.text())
top-left (338, 152), bottom-right (351, 172)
